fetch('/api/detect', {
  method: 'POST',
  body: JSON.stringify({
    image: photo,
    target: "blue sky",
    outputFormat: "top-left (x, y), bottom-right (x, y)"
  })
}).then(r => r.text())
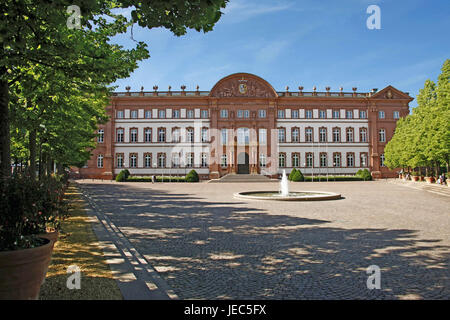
top-left (111, 0), bottom-right (450, 109)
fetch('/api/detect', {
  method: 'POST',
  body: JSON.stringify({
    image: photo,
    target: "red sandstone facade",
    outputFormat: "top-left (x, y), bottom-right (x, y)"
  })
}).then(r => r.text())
top-left (77, 73), bottom-right (413, 180)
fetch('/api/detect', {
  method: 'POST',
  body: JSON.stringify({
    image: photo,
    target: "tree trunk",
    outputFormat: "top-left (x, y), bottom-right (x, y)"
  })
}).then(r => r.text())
top-left (29, 128), bottom-right (37, 180)
top-left (0, 67), bottom-right (10, 179)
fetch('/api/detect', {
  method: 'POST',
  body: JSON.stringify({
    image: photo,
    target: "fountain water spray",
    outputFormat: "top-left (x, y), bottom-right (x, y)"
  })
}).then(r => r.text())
top-left (280, 169), bottom-right (289, 196)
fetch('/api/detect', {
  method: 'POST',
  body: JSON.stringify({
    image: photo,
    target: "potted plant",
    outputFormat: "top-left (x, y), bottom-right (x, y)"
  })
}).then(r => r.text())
top-left (0, 173), bottom-right (67, 299)
top-left (425, 175), bottom-right (435, 184)
top-left (411, 171), bottom-right (420, 182)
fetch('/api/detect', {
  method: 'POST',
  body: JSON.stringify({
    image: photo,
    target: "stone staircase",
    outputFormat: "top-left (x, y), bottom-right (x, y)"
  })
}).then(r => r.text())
top-left (209, 173), bottom-right (276, 183)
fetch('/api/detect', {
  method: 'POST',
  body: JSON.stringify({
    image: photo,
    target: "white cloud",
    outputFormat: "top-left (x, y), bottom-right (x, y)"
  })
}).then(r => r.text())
top-left (221, 0), bottom-right (294, 23)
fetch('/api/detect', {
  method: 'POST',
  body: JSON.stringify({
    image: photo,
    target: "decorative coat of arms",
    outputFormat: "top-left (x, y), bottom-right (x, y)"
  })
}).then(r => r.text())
top-left (211, 75), bottom-right (276, 98)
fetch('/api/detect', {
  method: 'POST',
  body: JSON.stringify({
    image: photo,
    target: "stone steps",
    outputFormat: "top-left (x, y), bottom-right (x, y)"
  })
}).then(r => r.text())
top-left (209, 174), bottom-right (277, 183)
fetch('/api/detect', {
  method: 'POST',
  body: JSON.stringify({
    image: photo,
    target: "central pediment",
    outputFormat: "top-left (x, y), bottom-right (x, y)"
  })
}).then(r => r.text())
top-left (210, 73), bottom-right (278, 98)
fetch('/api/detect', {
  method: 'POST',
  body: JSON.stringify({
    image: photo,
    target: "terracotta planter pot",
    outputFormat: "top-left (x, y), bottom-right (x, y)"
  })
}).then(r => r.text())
top-left (420, 176), bottom-right (425, 181)
top-left (38, 231), bottom-right (59, 250)
top-left (37, 231), bottom-right (59, 285)
top-left (425, 177), bottom-right (435, 184)
top-left (0, 238), bottom-right (53, 300)
top-left (412, 176), bottom-right (420, 182)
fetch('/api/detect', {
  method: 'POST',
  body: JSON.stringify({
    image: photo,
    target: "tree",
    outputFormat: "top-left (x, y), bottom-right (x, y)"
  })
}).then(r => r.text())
top-left (385, 59), bottom-right (450, 176)
top-left (0, 0), bottom-right (228, 178)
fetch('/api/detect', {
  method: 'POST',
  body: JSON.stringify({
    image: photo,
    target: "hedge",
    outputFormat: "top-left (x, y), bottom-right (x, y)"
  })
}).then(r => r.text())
top-left (126, 176), bottom-right (187, 182)
top-left (302, 175), bottom-right (366, 182)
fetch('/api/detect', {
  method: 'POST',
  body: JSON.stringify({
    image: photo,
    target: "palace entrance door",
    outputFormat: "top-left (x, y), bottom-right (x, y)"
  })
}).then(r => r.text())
top-left (237, 152), bottom-right (249, 174)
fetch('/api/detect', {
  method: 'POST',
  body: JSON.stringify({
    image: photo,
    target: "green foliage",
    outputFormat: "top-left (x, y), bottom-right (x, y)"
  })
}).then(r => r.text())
top-left (385, 59), bottom-right (450, 170)
top-left (303, 176), bottom-right (365, 182)
top-left (288, 168), bottom-right (297, 181)
top-left (1, 0), bottom-right (229, 177)
top-left (185, 170), bottom-right (200, 182)
top-left (126, 176), bottom-right (186, 182)
top-left (356, 169), bottom-right (372, 180)
top-left (115, 170), bottom-right (127, 182)
top-left (291, 169), bottom-right (304, 182)
top-left (0, 174), bottom-right (69, 251)
top-left (123, 169), bottom-right (131, 179)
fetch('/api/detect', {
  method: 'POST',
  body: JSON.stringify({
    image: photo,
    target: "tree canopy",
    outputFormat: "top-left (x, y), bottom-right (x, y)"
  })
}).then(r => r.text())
top-left (1, 0), bottom-right (228, 178)
top-left (384, 59), bottom-right (450, 175)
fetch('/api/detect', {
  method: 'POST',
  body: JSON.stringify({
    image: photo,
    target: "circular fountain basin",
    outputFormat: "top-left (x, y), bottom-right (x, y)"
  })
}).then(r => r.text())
top-left (234, 191), bottom-right (341, 201)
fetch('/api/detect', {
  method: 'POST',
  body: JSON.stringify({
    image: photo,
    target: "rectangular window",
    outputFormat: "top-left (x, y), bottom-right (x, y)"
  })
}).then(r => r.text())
top-left (144, 128), bottom-right (152, 143)
top-left (292, 153), bottom-right (300, 167)
top-left (116, 110), bottom-right (124, 119)
top-left (278, 110), bottom-right (285, 119)
top-left (201, 110), bottom-right (209, 118)
top-left (360, 153), bottom-right (368, 167)
top-left (333, 153), bottom-right (341, 167)
top-left (332, 128), bottom-right (340, 142)
top-left (292, 110), bottom-right (299, 119)
top-left (117, 128), bottom-right (124, 143)
top-left (292, 128), bottom-right (300, 143)
top-left (278, 128), bottom-right (286, 143)
top-left (332, 110), bottom-right (340, 119)
top-left (259, 154), bottom-right (266, 168)
top-left (130, 128), bottom-right (138, 143)
top-left (393, 111), bottom-right (400, 119)
top-left (379, 111), bottom-right (385, 119)
top-left (259, 128), bottom-right (267, 145)
top-left (144, 154), bottom-right (152, 168)
top-left (158, 128), bottom-right (166, 142)
top-left (187, 128), bottom-right (194, 143)
top-left (305, 110), bottom-right (313, 119)
top-left (319, 128), bottom-right (327, 143)
top-left (220, 109), bottom-right (228, 118)
top-left (379, 129), bottom-right (386, 142)
top-left (237, 110), bottom-right (243, 118)
top-left (306, 153), bottom-right (313, 168)
top-left (187, 110), bottom-right (194, 118)
top-left (320, 153), bottom-right (327, 167)
top-left (145, 110), bottom-right (152, 119)
top-left (129, 153), bottom-right (137, 168)
top-left (97, 154), bottom-right (104, 168)
top-left (221, 129), bottom-right (228, 145)
top-left (97, 129), bottom-right (104, 143)
top-left (346, 128), bottom-right (354, 142)
top-left (346, 110), bottom-right (353, 119)
top-left (347, 153), bottom-right (354, 167)
top-left (359, 110), bottom-right (367, 119)
top-left (172, 153), bottom-right (180, 168)
top-left (201, 153), bottom-right (208, 168)
top-left (172, 110), bottom-right (180, 118)
top-left (278, 153), bottom-right (286, 168)
top-left (172, 128), bottom-right (180, 143)
top-left (158, 110), bottom-right (166, 119)
top-left (158, 153), bottom-right (166, 168)
top-left (305, 128), bottom-right (313, 142)
top-left (221, 154), bottom-right (228, 168)
top-left (258, 109), bottom-right (266, 118)
top-left (186, 153), bottom-right (194, 168)
top-left (116, 154), bottom-right (123, 168)
top-left (244, 110), bottom-right (250, 118)
top-left (131, 110), bottom-right (138, 119)
top-left (360, 128), bottom-right (367, 142)
top-left (201, 128), bottom-right (208, 143)
top-left (380, 154), bottom-right (386, 167)
top-left (319, 110), bottom-right (326, 119)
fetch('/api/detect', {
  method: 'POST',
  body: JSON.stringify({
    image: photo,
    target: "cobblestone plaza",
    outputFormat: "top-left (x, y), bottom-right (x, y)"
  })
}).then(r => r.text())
top-left (77, 180), bottom-right (449, 300)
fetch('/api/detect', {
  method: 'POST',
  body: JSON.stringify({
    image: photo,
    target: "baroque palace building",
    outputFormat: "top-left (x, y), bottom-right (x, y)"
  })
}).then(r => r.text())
top-left (77, 73), bottom-right (413, 180)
